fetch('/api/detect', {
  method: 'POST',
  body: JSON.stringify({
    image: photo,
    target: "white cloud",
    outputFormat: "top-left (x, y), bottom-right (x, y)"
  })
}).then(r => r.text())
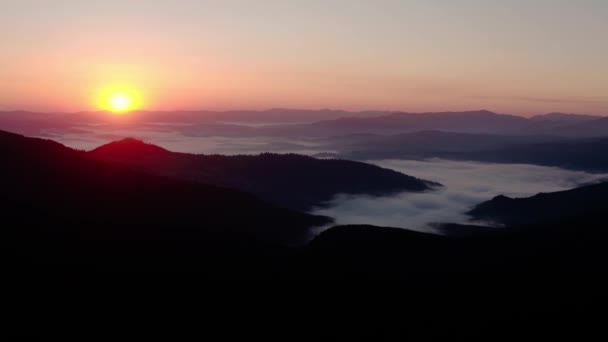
top-left (311, 159), bottom-right (608, 233)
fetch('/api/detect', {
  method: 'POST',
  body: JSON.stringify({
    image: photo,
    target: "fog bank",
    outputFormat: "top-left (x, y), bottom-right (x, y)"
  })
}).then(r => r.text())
top-left (312, 159), bottom-right (608, 233)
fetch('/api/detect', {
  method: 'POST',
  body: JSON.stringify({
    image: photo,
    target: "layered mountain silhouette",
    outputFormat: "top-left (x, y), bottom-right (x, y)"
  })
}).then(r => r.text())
top-left (0, 130), bottom-right (331, 253)
top-left (468, 181), bottom-right (608, 227)
top-left (5, 128), bottom-right (608, 340)
top-left (207, 110), bottom-right (608, 137)
top-left (290, 110), bottom-right (608, 137)
top-left (454, 136), bottom-right (608, 172)
top-left (555, 116), bottom-right (608, 137)
top-left (327, 130), bottom-right (608, 172)
top-left (178, 110), bottom-right (548, 137)
top-left (307, 110), bottom-right (537, 135)
top-left (530, 112), bottom-right (603, 126)
top-left (3, 109), bottom-right (608, 138)
top-left (309, 178), bottom-right (608, 272)
top-left (11, 125), bottom-right (608, 276)
top-left (88, 138), bottom-right (439, 211)
top-left (329, 130), bottom-right (567, 160)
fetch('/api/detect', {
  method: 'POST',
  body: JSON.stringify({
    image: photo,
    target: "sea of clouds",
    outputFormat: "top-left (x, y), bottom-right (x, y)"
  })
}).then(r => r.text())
top-left (44, 126), bottom-right (608, 235)
top-left (311, 159), bottom-right (608, 233)
top-left (43, 125), bottom-right (326, 155)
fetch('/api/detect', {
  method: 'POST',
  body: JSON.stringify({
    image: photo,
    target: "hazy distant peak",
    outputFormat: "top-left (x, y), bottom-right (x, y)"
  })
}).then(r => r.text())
top-left (530, 112), bottom-right (602, 122)
top-left (459, 109), bottom-right (497, 115)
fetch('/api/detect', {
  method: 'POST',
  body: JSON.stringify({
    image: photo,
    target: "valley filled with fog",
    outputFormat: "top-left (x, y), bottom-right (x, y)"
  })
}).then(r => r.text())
top-left (313, 159), bottom-right (608, 232)
top-left (42, 123), bottom-right (608, 234)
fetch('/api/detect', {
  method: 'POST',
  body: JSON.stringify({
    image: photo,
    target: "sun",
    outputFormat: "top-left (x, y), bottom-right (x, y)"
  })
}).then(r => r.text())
top-left (108, 94), bottom-right (132, 112)
top-left (97, 85), bottom-right (142, 113)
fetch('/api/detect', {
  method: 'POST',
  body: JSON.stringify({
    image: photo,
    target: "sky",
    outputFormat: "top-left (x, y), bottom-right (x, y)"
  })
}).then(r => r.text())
top-left (1, 0), bottom-right (607, 115)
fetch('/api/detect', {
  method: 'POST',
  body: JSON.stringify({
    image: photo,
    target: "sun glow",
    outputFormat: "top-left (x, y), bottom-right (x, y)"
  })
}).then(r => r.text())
top-left (97, 85), bottom-right (142, 113)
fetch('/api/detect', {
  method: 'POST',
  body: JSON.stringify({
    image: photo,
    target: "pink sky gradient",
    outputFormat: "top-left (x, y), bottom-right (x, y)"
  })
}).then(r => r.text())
top-left (1, 1), bottom-right (606, 116)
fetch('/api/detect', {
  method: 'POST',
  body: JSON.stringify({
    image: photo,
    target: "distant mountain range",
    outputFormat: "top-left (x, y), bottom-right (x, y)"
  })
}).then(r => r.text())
top-left (301, 110), bottom-right (608, 137)
top-left (4, 109), bottom-right (608, 172)
top-left (455, 136), bottom-right (608, 172)
top-left (529, 112), bottom-right (603, 126)
top-left (88, 138), bottom-right (439, 211)
top-left (329, 130), bottom-right (567, 158)
top-left (329, 130), bottom-right (608, 172)
top-left (179, 110), bottom-right (608, 138)
top-left (2, 109), bottom-right (607, 138)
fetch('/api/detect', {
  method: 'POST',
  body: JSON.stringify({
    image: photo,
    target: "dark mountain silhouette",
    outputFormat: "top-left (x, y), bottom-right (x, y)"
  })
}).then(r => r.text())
top-left (88, 138), bottom-right (440, 211)
top-left (297, 221), bottom-right (608, 341)
top-left (0, 130), bottom-right (331, 254)
top-left (308, 110), bottom-right (538, 135)
top-left (308, 205), bottom-right (608, 273)
top-left (192, 110), bottom-right (544, 138)
top-left (467, 181), bottom-right (608, 227)
top-left (330, 130), bottom-right (567, 160)
top-left (5, 130), bottom-right (608, 340)
top-left (555, 116), bottom-right (608, 137)
top-left (327, 130), bottom-right (608, 173)
top-left (176, 109), bottom-right (608, 138)
top-left (458, 136), bottom-right (608, 172)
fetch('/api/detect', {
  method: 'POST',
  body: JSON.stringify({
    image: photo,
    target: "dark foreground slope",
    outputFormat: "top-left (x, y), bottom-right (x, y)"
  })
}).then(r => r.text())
top-left (88, 138), bottom-right (439, 211)
top-left (307, 217), bottom-right (608, 274)
top-left (1, 130), bottom-right (332, 276)
top-left (296, 222), bottom-right (608, 340)
top-left (4, 130), bottom-right (608, 341)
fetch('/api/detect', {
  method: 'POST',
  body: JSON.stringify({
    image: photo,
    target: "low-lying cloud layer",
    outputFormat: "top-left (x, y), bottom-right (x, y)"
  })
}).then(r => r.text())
top-left (39, 127), bottom-right (608, 235)
top-left (42, 125), bottom-right (326, 155)
top-left (312, 159), bottom-right (608, 233)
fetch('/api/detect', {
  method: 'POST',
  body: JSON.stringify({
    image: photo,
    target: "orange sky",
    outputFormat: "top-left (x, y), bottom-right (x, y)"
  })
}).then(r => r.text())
top-left (1, 1), bottom-right (607, 116)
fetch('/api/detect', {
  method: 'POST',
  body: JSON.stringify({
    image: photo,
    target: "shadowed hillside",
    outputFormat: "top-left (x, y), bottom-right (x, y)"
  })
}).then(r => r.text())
top-left (458, 136), bottom-right (608, 172)
top-left (1, 130), bottom-right (332, 276)
top-left (329, 130), bottom-right (608, 173)
top-left (331, 130), bottom-right (567, 160)
top-left (89, 138), bottom-right (440, 211)
top-left (4, 130), bottom-right (608, 341)
top-left (468, 181), bottom-right (608, 227)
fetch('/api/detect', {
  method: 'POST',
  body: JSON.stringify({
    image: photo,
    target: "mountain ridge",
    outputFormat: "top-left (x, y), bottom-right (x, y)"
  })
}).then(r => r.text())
top-left (2, 109), bottom-right (607, 138)
top-left (0, 129), bottom-right (331, 246)
top-left (88, 137), bottom-right (440, 211)
top-left (467, 181), bottom-right (608, 227)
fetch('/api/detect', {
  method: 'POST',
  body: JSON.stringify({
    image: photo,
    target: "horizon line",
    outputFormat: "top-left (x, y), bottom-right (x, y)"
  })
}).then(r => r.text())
top-left (0, 108), bottom-right (605, 118)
